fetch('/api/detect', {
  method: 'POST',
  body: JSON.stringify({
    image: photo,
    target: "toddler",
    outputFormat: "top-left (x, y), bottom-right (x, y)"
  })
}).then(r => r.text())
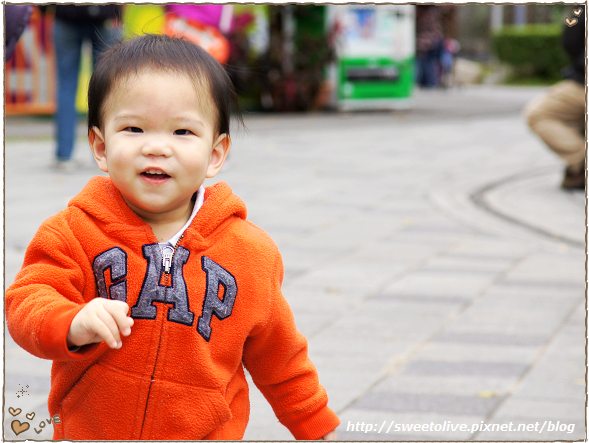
top-left (6, 34), bottom-right (339, 440)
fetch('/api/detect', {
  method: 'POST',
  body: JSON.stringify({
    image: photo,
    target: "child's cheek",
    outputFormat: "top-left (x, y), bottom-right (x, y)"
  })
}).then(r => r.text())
top-left (112, 139), bottom-right (136, 162)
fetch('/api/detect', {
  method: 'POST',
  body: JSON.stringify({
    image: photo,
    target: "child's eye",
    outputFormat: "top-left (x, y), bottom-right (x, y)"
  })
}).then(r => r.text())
top-left (124, 127), bottom-right (143, 133)
top-left (174, 129), bottom-right (193, 136)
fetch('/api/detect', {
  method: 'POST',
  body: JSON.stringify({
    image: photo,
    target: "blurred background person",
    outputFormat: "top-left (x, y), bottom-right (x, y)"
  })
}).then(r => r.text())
top-left (415, 5), bottom-right (444, 88)
top-left (39, 5), bottom-right (120, 170)
top-left (524, 5), bottom-right (585, 190)
top-left (5, 4), bottom-right (32, 61)
top-left (440, 37), bottom-right (460, 87)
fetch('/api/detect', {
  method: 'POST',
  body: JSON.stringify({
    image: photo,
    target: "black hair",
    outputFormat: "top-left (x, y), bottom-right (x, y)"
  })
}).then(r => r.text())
top-left (87, 33), bottom-right (242, 137)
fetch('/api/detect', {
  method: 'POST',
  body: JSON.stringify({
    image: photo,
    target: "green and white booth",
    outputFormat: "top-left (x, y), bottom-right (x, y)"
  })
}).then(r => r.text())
top-left (327, 4), bottom-right (415, 110)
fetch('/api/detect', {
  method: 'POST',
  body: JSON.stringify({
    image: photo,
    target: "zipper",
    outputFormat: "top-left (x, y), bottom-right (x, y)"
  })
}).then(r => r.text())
top-left (162, 246), bottom-right (174, 275)
top-left (162, 234), bottom-right (184, 283)
top-left (139, 235), bottom-right (184, 438)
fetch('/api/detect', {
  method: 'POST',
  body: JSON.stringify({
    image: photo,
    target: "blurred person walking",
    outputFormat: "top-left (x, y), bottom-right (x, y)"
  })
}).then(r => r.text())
top-left (524, 5), bottom-right (586, 190)
top-left (415, 5), bottom-right (444, 88)
top-left (40, 5), bottom-right (120, 170)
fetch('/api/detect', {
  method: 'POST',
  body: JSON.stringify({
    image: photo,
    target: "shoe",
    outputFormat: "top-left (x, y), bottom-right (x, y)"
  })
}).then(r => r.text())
top-left (561, 166), bottom-right (585, 190)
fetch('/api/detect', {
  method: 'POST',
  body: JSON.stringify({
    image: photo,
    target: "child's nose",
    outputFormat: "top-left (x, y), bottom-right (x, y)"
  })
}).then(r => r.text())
top-left (141, 135), bottom-right (173, 157)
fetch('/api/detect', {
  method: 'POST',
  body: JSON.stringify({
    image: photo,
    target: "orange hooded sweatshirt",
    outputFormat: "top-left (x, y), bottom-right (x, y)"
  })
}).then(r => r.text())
top-left (6, 176), bottom-right (340, 440)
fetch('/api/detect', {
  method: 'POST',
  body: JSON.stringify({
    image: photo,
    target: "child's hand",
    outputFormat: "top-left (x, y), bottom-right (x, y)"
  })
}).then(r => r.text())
top-left (319, 430), bottom-right (337, 440)
top-left (67, 298), bottom-right (134, 349)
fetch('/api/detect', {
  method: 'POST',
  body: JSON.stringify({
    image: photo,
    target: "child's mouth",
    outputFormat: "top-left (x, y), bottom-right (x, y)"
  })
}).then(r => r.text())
top-left (141, 169), bottom-right (170, 180)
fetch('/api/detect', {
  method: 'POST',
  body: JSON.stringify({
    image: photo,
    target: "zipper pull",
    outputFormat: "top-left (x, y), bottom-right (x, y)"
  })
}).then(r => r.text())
top-left (162, 246), bottom-right (174, 274)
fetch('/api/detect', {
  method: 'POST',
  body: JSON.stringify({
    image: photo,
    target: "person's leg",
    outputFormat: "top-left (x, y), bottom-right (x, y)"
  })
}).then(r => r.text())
top-left (415, 52), bottom-right (427, 87)
top-left (524, 80), bottom-right (585, 169)
top-left (431, 42), bottom-right (443, 87)
top-left (423, 50), bottom-right (437, 87)
top-left (53, 18), bottom-right (84, 162)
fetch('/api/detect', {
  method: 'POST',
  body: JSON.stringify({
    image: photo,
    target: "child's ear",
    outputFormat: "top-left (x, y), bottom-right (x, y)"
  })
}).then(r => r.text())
top-left (89, 127), bottom-right (108, 173)
top-left (206, 134), bottom-right (231, 178)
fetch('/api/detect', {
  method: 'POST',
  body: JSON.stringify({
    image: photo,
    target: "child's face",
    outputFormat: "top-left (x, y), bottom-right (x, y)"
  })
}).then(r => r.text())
top-left (89, 70), bottom-right (229, 224)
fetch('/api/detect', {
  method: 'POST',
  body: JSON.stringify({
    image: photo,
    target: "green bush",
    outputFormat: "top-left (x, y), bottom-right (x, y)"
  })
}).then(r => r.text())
top-left (491, 24), bottom-right (569, 80)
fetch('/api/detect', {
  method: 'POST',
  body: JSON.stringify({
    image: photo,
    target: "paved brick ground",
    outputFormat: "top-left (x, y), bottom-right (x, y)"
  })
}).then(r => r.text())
top-left (4, 85), bottom-right (586, 441)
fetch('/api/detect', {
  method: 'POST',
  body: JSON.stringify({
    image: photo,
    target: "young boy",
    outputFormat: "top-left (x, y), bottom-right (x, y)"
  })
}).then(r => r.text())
top-left (6, 34), bottom-right (339, 440)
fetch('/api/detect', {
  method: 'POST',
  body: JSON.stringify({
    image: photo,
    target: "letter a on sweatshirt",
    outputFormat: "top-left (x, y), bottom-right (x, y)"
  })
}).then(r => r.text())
top-left (131, 244), bottom-right (195, 326)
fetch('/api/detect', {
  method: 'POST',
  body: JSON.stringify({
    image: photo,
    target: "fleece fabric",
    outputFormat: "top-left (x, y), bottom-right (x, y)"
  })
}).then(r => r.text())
top-left (5, 176), bottom-right (340, 440)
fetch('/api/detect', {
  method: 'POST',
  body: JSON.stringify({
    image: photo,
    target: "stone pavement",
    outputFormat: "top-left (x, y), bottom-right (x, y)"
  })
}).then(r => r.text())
top-left (4, 85), bottom-right (586, 441)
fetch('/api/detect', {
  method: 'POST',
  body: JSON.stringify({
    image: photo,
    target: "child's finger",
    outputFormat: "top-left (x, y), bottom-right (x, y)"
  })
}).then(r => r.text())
top-left (95, 307), bottom-right (123, 348)
top-left (104, 299), bottom-right (130, 315)
top-left (86, 314), bottom-right (119, 348)
top-left (103, 300), bottom-right (133, 336)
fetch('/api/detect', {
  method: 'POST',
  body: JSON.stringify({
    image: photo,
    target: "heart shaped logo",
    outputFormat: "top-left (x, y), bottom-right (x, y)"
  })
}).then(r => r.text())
top-left (573, 8), bottom-right (583, 16)
top-left (565, 17), bottom-right (578, 27)
top-left (8, 407), bottom-right (22, 416)
top-left (26, 412), bottom-right (35, 420)
top-left (11, 420), bottom-right (30, 436)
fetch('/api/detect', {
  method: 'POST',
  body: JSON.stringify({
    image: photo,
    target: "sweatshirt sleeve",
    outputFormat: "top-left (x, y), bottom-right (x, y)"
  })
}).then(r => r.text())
top-left (5, 217), bottom-right (101, 361)
top-left (242, 250), bottom-right (340, 440)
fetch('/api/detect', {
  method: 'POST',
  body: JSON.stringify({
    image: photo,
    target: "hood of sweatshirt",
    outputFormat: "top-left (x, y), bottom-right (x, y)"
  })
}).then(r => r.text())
top-left (67, 176), bottom-right (247, 245)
